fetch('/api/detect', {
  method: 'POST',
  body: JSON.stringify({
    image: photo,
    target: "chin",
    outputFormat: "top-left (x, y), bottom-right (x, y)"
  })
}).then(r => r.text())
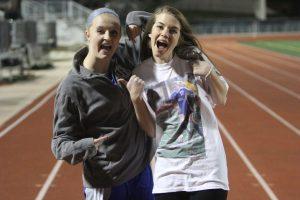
top-left (97, 54), bottom-right (109, 60)
top-left (154, 50), bottom-right (164, 57)
top-left (99, 51), bottom-right (112, 57)
top-left (153, 52), bottom-right (161, 58)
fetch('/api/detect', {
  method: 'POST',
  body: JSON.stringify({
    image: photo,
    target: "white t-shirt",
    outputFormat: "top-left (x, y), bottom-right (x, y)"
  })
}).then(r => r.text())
top-left (134, 55), bottom-right (229, 194)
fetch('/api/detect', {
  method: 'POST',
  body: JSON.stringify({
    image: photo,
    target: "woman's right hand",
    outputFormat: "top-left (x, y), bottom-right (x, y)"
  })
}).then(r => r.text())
top-left (127, 24), bottom-right (141, 43)
top-left (118, 75), bottom-right (145, 102)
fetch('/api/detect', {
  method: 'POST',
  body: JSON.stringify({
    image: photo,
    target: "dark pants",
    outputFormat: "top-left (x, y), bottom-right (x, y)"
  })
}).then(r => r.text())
top-left (109, 165), bottom-right (154, 200)
top-left (155, 189), bottom-right (228, 200)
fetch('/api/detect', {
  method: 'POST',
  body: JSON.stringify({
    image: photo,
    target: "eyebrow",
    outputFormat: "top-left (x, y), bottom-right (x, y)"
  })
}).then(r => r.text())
top-left (96, 26), bottom-right (120, 31)
top-left (156, 22), bottom-right (180, 30)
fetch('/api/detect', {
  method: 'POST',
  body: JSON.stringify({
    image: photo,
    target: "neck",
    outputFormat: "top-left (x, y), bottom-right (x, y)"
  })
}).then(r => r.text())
top-left (83, 53), bottom-right (110, 73)
top-left (153, 54), bottom-right (173, 64)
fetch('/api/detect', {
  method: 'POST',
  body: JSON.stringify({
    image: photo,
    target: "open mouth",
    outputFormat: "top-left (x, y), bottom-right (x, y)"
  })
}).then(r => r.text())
top-left (100, 44), bottom-right (112, 51)
top-left (156, 40), bottom-right (168, 50)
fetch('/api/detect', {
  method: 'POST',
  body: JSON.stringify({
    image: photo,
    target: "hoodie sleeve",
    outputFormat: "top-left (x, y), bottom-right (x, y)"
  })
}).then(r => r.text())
top-left (115, 11), bottom-right (150, 79)
top-left (126, 11), bottom-right (151, 28)
top-left (51, 90), bottom-right (97, 165)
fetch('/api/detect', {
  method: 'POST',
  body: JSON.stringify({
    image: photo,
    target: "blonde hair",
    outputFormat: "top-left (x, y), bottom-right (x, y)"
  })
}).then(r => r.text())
top-left (141, 6), bottom-right (202, 60)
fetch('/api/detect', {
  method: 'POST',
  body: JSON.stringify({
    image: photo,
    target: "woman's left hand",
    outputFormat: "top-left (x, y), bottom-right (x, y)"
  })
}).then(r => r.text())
top-left (189, 60), bottom-right (212, 77)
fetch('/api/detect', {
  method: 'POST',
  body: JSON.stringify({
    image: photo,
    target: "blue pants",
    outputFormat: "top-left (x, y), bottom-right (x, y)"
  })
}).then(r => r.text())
top-left (109, 165), bottom-right (154, 200)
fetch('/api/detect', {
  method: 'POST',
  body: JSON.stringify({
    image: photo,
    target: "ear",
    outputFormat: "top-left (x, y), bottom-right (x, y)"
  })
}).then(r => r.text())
top-left (148, 40), bottom-right (152, 49)
top-left (147, 33), bottom-right (152, 49)
top-left (85, 29), bottom-right (90, 41)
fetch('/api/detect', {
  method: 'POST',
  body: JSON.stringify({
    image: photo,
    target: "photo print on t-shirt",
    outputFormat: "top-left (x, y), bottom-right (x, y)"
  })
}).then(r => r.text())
top-left (145, 73), bottom-right (206, 158)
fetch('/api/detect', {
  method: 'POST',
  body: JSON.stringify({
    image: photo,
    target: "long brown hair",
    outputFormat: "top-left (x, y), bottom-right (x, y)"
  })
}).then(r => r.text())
top-left (141, 6), bottom-right (202, 61)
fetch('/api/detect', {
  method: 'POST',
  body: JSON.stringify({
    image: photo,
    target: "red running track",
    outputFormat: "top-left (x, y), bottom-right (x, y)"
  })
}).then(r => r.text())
top-left (1, 34), bottom-right (300, 200)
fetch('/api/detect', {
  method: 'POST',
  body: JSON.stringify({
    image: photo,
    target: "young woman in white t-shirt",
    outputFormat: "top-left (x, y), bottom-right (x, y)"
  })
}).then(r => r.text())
top-left (134, 6), bottom-right (229, 200)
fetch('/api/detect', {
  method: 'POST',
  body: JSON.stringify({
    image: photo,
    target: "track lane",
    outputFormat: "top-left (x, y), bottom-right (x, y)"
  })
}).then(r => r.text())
top-left (215, 85), bottom-right (300, 199)
top-left (210, 48), bottom-right (300, 199)
top-left (205, 45), bottom-right (300, 95)
top-left (0, 97), bottom-right (57, 200)
top-left (205, 48), bottom-right (300, 129)
top-left (43, 163), bottom-right (82, 200)
top-left (227, 43), bottom-right (300, 72)
top-left (215, 43), bottom-right (300, 81)
top-left (218, 121), bottom-right (278, 200)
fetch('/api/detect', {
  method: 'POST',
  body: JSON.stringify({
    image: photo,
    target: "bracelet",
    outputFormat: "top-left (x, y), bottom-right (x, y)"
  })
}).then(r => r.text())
top-left (204, 66), bottom-right (213, 80)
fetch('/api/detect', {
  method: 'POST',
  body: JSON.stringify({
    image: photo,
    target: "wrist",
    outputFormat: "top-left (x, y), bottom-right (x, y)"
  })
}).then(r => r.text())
top-left (93, 139), bottom-right (100, 150)
top-left (131, 96), bottom-right (143, 104)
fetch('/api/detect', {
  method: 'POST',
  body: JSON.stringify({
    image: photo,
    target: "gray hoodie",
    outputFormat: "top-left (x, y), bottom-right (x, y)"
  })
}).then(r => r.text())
top-left (51, 47), bottom-right (152, 188)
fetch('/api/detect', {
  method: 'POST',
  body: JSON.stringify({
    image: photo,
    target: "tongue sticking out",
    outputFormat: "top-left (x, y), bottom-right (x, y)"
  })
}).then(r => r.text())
top-left (157, 41), bottom-right (168, 51)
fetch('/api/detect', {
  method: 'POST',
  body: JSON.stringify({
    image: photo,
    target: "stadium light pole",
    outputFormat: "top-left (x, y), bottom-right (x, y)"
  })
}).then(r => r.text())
top-left (254, 0), bottom-right (266, 20)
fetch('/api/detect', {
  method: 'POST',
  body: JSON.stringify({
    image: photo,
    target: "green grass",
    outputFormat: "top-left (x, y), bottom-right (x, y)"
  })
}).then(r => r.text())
top-left (241, 40), bottom-right (300, 57)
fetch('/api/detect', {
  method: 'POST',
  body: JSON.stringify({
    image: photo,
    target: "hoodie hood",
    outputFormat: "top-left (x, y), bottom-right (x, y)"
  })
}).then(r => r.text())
top-left (72, 46), bottom-right (117, 80)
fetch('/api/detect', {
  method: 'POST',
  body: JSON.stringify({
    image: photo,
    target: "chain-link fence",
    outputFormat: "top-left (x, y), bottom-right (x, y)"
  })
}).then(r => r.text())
top-left (193, 19), bottom-right (300, 35)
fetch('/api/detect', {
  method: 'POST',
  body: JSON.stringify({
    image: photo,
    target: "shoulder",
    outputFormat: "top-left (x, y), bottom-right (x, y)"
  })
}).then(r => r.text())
top-left (172, 55), bottom-right (191, 71)
top-left (173, 55), bottom-right (189, 65)
top-left (57, 70), bottom-right (82, 97)
top-left (134, 58), bottom-right (153, 75)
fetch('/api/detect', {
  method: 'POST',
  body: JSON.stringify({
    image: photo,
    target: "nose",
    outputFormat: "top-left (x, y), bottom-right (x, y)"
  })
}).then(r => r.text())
top-left (161, 28), bottom-right (170, 38)
top-left (103, 30), bottom-right (111, 40)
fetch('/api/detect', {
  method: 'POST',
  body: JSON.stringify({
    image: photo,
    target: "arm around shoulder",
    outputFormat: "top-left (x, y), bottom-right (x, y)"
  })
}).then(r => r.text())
top-left (126, 11), bottom-right (151, 27)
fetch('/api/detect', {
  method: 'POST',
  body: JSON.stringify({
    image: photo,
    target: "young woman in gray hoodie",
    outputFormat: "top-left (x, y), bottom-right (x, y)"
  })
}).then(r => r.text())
top-left (51, 8), bottom-right (155, 200)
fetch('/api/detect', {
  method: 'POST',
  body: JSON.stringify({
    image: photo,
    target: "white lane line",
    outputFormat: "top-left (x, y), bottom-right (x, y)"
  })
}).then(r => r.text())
top-left (220, 46), bottom-right (300, 81)
top-left (228, 79), bottom-right (300, 136)
top-left (218, 120), bottom-right (279, 200)
top-left (35, 160), bottom-right (63, 200)
top-left (208, 52), bottom-right (300, 101)
top-left (0, 89), bottom-right (57, 139)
